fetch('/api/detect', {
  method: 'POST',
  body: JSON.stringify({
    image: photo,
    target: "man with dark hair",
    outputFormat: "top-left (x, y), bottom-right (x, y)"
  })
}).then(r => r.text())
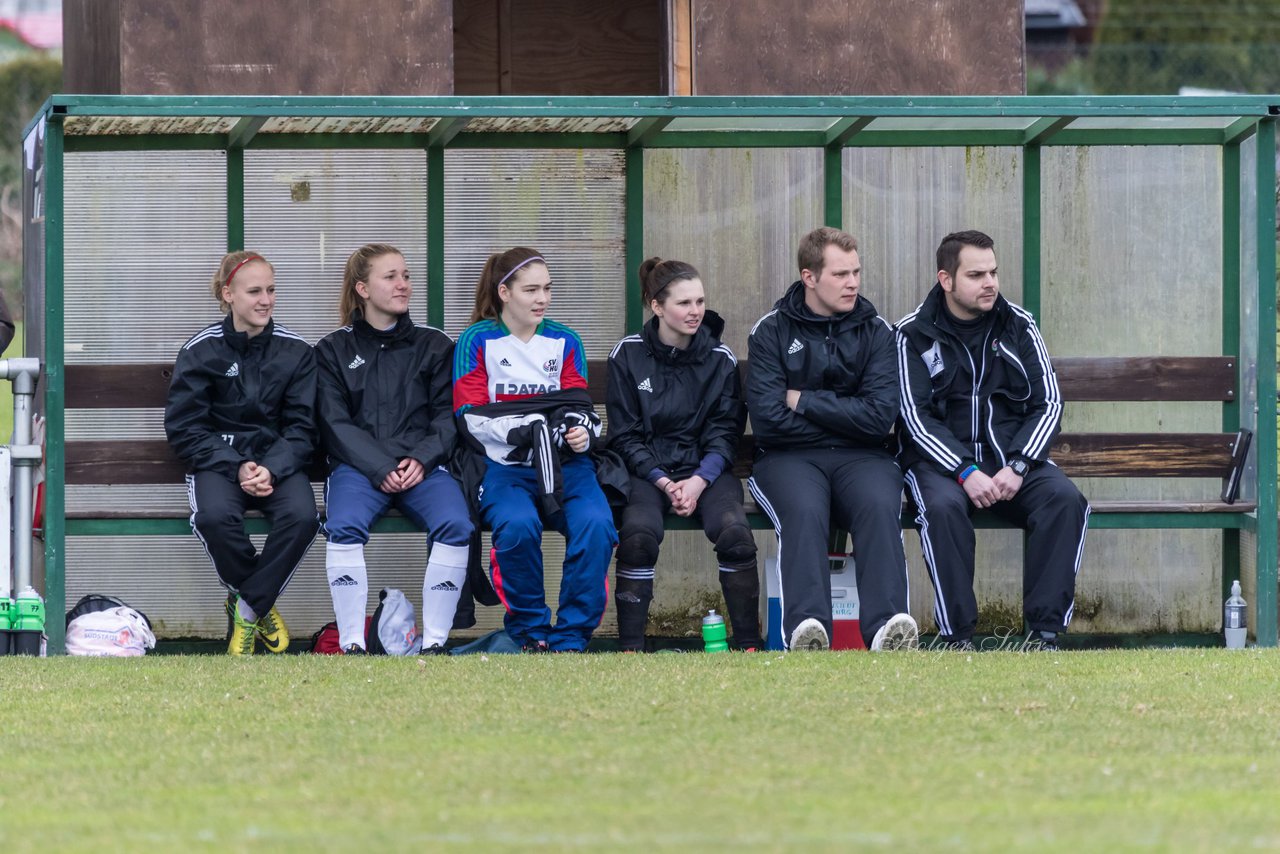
top-left (896, 230), bottom-right (1089, 652)
top-left (746, 226), bottom-right (917, 652)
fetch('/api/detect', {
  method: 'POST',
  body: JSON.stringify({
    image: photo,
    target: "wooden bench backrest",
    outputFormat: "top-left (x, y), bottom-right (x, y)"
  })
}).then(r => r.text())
top-left (63, 356), bottom-right (1244, 486)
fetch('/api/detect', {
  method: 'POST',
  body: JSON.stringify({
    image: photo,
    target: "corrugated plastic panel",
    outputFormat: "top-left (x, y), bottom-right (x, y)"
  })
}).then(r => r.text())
top-left (666, 117), bottom-right (838, 133)
top-left (441, 149), bottom-right (626, 357)
top-left (642, 148), bottom-right (822, 358)
top-left (463, 116), bottom-right (632, 133)
top-left (868, 116), bottom-right (1036, 132)
top-left (64, 115), bottom-right (237, 136)
top-left (244, 149), bottom-right (428, 343)
top-left (1067, 116), bottom-right (1236, 130)
top-left (67, 484), bottom-right (191, 516)
top-left (843, 146), bottom-right (1024, 325)
top-left (64, 532), bottom-right (613, 640)
top-left (66, 408), bottom-right (164, 441)
top-left (64, 151), bottom-right (228, 364)
top-left (258, 116), bottom-right (440, 135)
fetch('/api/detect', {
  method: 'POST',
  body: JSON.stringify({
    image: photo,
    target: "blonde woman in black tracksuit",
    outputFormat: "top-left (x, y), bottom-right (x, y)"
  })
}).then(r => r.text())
top-left (165, 251), bottom-right (320, 656)
top-left (606, 258), bottom-right (762, 651)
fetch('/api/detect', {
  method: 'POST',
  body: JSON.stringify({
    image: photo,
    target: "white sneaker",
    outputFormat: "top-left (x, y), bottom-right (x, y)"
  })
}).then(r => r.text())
top-left (870, 613), bottom-right (919, 651)
top-left (789, 618), bottom-right (829, 651)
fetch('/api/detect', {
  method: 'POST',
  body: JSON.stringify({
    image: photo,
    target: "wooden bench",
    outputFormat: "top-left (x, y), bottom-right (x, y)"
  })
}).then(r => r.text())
top-left (63, 355), bottom-right (1254, 536)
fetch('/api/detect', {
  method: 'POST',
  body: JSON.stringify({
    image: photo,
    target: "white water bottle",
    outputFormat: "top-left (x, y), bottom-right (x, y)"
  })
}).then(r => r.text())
top-left (1224, 580), bottom-right (1247, 649)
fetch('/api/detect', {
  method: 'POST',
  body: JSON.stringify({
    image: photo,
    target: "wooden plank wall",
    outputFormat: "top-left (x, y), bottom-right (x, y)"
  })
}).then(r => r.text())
top-left (689, 0), bottom-right (1025, 95)
top-left (453, 0), bottom-right (663, 96)
top-left (64, 0), bottom-right (455, 95)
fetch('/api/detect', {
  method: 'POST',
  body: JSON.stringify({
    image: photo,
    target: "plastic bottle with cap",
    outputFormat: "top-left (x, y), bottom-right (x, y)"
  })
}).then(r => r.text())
top-left (1224, 579), bottom-right (1247, 649)
top-left (701, 609), bottom-right (728, 653)
top-left (0, 597), bottom-right (13, 655)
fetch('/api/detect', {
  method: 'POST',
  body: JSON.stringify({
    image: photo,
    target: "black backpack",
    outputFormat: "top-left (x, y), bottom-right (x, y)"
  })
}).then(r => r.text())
top-left (65, 594), bottom-right (152, 631)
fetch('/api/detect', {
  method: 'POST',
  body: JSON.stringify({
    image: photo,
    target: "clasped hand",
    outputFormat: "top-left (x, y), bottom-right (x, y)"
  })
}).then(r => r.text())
top-left (238, 461), bottom-right (274, 497)
top-left (379, 457), bottom-right (426, 494)
top-left (962, 466), bottom-right (1023, 509)
top-left (659, 475), bottom-right (707, 517)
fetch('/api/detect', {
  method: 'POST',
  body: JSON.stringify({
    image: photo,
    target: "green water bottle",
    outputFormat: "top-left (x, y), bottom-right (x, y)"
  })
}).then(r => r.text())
top-left (13, 586), bottom-right (44, 656)
top-left (0, 597), bottom-right (13, 655)
top-left (702, 609), bottom-right (728, 653)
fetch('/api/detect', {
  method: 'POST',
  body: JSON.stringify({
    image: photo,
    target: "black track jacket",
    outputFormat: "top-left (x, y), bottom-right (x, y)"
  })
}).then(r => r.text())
top-left (165, 315), bottom-right (317, 481)
top-left (895, 283), bottom-right (1062, 478)
top-left (606, 310), bottom-right (744, 480)
top-left (745, 281), bottom-right (899, 452)
top-left (315, 312), bottom-right (458, 486)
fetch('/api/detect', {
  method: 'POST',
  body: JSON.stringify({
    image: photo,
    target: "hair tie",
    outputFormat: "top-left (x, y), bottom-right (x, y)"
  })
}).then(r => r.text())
top-left (225, 254), bottom-right (265, 290)
top-left (498, 255), bottom-right (545, 286)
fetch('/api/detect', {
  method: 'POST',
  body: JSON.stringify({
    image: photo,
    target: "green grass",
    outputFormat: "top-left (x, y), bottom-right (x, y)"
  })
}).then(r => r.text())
top-left (4, 648), bottom-right (1279, 850)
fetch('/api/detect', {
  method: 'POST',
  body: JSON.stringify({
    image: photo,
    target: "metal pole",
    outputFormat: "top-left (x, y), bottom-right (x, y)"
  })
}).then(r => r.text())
top-left (0, 358), bottom-right (43, 593)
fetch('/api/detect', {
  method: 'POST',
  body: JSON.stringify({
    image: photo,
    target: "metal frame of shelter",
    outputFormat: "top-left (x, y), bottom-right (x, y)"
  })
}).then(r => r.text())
top-left (23, 94), bottom-right (1280, 650)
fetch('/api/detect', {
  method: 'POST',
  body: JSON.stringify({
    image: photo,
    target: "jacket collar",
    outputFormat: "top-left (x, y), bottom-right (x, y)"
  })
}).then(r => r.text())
top-left (352, 310), bottom-right (415, 342)
top-left (221, 313), bottom-right (273, 353)
top-left (775, 279), bottom-right (879, 329)
top-left (640, 310), bottom-right (725, 364)
top-left (916, 282), bottom-right (1010, 338)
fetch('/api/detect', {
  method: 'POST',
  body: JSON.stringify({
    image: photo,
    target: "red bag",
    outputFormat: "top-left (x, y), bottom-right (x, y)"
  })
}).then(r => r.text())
top-left (310, 616), bottom-right (372, 654)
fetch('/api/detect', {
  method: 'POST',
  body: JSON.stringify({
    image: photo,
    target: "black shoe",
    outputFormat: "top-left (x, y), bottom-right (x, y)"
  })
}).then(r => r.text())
top-left (522, 640), bottom-right (550, 654)
top-left (341, 644), bottom-right (367, 655)
top-left (1027, 632), bottom-right (1060, 652)
top-left (420, 644), bottom-right (449, 656)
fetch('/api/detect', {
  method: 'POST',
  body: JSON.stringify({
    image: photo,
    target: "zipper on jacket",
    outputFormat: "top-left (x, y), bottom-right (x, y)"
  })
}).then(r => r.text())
top-left (959, 328), bottom-right (992, 463)
top-left (986, 400), bottom-right (1005, 467)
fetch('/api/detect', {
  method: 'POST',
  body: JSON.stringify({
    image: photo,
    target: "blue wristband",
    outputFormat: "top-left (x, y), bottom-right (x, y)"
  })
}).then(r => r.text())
top-left (957, 464), bottom-right (979, 484)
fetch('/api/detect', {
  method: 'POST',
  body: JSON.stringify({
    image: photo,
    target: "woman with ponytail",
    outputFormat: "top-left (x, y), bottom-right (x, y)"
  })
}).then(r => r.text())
top-left (453, 247), bottom-right (617, 653)
top-left (165, 251), bottom-right (320, 656)
top-left (605, 258), bottom-right (761, 651)
top-left (315, 243), bottom-right (474, 655)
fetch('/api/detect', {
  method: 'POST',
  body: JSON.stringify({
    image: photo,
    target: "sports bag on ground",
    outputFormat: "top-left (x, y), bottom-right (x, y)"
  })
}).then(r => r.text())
top-left (65, 593), bottom-right (152, 631)
top-left (65, 606), bottom-right (156, 657)
top-left (367, 588), bottom-right (422, 656)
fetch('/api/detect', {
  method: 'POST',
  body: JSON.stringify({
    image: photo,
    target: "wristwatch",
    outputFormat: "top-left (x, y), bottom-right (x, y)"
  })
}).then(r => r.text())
top-left (1008, 457), bottom-right (1031, 477)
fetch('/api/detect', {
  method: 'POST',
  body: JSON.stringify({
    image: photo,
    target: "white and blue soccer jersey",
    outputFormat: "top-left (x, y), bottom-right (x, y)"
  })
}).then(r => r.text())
top-left (453, 318), bottom-right (589, 413)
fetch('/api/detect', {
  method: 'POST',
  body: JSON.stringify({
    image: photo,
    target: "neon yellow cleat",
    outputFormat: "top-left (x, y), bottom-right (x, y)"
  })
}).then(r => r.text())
top-left (256, 605), bottom-right (290, 654)
top-left (228, 608), bottom-right (258, 656)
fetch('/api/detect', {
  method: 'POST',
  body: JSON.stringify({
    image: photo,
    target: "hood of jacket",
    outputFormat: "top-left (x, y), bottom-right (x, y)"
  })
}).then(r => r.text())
top-left (351, 309), bottom-right (416, 344)
top-left (639, 309), bottom-right (727, 365)
top-left (775, 279), bottom-right (881, 332)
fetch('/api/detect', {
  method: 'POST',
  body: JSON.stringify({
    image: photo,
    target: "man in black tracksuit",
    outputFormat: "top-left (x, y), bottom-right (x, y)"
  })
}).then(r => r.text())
top-left (896, 230), bottom-right (1089, 651)
top-left (746, 227), bottom-right (917, 652)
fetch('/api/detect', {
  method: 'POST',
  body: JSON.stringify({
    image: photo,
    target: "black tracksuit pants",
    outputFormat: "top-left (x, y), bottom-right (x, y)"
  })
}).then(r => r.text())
top-left (187, 470), bottom-right (320, 618)
top-left (616, 473), bottom-right (757, 572)
top-left (904, 460), bottom-right (1089, 641)
top-left (749, 447), bottom-right (910, 647)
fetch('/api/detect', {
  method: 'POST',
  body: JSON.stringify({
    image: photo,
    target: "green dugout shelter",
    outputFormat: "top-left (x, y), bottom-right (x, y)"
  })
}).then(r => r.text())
top-left (20, 94), bottom-right (1279, 651)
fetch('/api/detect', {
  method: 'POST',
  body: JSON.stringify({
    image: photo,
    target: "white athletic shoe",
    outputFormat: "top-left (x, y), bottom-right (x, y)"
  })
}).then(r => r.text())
top-left (789, 618), bottom-right (829, 651)
top-left (870, 613), bottom-right (919, 652)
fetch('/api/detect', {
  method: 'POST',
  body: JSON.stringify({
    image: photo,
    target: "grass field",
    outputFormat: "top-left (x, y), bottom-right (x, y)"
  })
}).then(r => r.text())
top-left (4, 647), bottom-right (1278, 851)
